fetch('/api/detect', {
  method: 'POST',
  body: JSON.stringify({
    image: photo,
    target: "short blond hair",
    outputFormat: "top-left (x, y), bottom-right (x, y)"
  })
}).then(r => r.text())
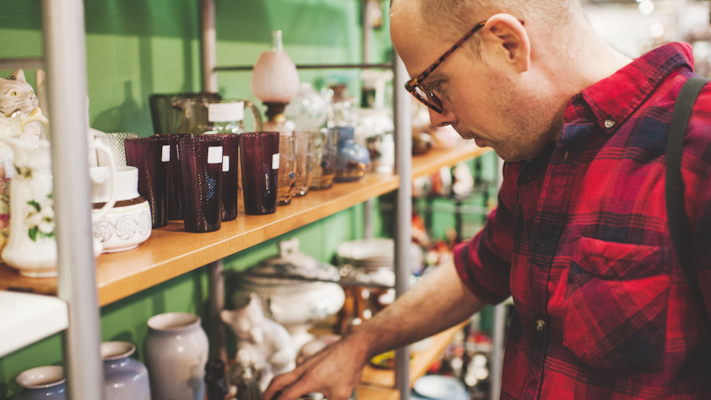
top-left (393, 0), bottom-right (583, 42)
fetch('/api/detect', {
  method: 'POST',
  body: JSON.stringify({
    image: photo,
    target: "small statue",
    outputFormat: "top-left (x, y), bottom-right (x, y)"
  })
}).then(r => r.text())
top-left (221, 293), bottom-right (296, 392)
top-left (0, 69), bottom-right (49, 142)
top-left (205, 359), bottom-right (230, 400)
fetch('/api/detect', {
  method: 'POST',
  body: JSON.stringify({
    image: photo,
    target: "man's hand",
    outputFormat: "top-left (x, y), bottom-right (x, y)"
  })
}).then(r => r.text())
top-left (263, 261), bottom-right (486, 400)
top-left (262, 334), bottom-right (369, 400)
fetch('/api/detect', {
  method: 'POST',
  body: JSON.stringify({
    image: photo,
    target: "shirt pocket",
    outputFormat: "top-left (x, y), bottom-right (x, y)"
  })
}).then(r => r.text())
top-left (563, 236), bottom-right (670, 375)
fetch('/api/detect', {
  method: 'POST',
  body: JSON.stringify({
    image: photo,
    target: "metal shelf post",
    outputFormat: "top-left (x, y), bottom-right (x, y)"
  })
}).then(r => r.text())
top-left (393, 52), bottom-right (412, 400)
top-left (41, 0), bottom-right (105, 398)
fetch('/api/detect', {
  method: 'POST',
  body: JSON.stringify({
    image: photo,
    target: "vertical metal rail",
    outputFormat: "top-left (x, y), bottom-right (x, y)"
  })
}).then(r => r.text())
top-left (362, 0), bottom-right (375, 240)
top-left (202, 0), bottom-right (218, 93)
top-left (42, 1), bottom-right (105, 399)
top-left (489, 156), bottom-right (506, 400)
top-left (201, 0), bottom-right (226, 362)
top-left (393, 53), bottom-right (412, 400)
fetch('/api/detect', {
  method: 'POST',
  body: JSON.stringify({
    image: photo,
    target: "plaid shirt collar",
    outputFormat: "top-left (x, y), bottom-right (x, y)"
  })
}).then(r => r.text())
top-left (564, 42), bottom-right (694, 131)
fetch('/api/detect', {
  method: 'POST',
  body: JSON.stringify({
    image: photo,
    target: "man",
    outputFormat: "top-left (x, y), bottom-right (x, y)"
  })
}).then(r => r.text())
top-left (264, 0), bottom-right (711, 398)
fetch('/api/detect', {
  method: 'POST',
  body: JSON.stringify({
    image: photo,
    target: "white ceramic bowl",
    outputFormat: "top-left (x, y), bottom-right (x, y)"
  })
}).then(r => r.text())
top-left (337, 238), bottom-right (422, 272)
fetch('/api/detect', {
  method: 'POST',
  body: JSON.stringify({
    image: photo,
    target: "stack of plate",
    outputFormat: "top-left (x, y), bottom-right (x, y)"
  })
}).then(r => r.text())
top-left (337, 238), bottom-right (423, 272)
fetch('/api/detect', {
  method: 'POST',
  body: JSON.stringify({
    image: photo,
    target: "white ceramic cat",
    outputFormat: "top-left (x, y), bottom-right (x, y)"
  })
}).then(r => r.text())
top-left (221, 293), bottom-right (296, 392)
top-left (0, 69), bottom-right (48, 142)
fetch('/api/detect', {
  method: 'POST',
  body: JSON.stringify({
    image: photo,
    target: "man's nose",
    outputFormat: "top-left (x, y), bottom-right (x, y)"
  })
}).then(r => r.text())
top-left (428, 107), bottom-right (457, 127)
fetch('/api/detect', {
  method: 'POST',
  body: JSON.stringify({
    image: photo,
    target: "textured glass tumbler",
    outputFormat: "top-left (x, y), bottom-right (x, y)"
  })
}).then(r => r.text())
top-left (124, 136), bottom-right (170, 228)
top-left (277, 135), bottom-right (297, 206)
top-left (240, 132), bottom-right (279, 215)
top-left (95, 132), bottom-right (138, 166)
top-left (293, 130), bottom-right (314, 197)
top-left (309, 128), bottom-right (337, 190)
top-left (178, 136), bottom-right (224, 233)
top-left (156, 134), bottom-right (192, 221)
top-left (207, 133), bottom-right (239, 221)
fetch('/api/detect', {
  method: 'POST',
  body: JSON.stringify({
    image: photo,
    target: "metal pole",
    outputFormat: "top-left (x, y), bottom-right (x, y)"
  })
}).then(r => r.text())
top-left (490, 304), bottom-right (506, 400)
top-left (201, 0), bottom-right (217, 93)
top-left (393, 52), bottom-right (412, 400)
top-left (362, 0), bottom-right (375, 240)
top-left (209, 260), bottom-right (227, 361)
top-left (489, 156), bottom-right (506, 400)
top-left (201, 0), bottom-right (226, 361)
top-left (41, 1), bottom-right (104, 399)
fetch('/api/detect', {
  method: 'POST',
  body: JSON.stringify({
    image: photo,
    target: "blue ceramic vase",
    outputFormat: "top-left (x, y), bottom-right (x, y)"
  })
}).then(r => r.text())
top-left (12, 366), bottom-right (65, 400)
top-left (333, 127), bottom-right (370, 183)
top-left (101, 341), bottom-right (151, 400)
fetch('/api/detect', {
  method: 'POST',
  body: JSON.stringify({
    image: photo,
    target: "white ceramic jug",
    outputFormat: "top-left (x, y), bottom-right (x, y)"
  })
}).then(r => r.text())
top-left (0, 137), bottom-right (117, 277)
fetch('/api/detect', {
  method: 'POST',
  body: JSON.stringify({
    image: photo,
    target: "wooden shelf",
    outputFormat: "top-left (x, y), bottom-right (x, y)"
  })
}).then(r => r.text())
top-left (357, 321), bottom-right (468, 400)
top-left (0, 145), bottom-right (489, 306)
top-left (0, 292), bottom-right (68, 358)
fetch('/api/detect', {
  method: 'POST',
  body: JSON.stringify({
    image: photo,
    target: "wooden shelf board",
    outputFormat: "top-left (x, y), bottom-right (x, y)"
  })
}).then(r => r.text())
top-left (360, 320), bottom-right (468, 389)
top-left (0, 292), bottom-right (68, 358)
top-left (0, 145), bottom-right (488, 306)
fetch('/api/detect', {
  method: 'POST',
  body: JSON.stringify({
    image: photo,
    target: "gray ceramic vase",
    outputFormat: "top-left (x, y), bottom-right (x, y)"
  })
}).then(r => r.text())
top-left (12, 366), bottom-right (65, 400)
top-left (101, 341), bottom-right (151, 400)
top-left (145, 312), bottom-right (209, 400)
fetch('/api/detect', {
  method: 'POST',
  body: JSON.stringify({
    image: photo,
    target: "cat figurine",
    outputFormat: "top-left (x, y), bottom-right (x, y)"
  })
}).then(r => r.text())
top-left (0, 69), bottom-right (48, 142)
top-left (221, 293), bottom-right (296, 392)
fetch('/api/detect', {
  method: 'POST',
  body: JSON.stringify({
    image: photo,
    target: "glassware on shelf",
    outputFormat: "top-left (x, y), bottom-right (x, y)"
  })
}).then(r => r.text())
top-left (177, 135), bottom-right (224, 233)
top-left (124, 136), bottom-right (170, 228)
top-left (326, 84), bottom-right (358, 128)
top-left (240, 132), bottom-right (279, 215)
top-left (205, 133), bottom-right (240, 221)
top-left (277, 134), bottom-right (297, 206)
top-left (284, 83), bottom-right (328, 130)
top-left (148, 92), bottom-right (222, 135)
top-left (157, 133), bottom-right (192, 221)
top-left (333, 126), bottom-right (370, 183)
top-left (309, 128), bottom-right (337, 190)
top-left (293, 130), bottom-right (314, 197)
top-left (93, 132), bottom-right (138, 167)
top-left (173, 98), bottom-right (262, 135)
top-left (366, 132), bottom-right (395, 174)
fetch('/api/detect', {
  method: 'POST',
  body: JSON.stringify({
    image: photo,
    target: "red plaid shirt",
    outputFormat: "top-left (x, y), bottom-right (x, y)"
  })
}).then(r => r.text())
top-left (454, 42), bottom-right (711, 399)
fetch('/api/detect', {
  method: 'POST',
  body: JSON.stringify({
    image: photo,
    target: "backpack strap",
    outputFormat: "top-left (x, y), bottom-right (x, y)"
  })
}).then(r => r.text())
top-left (667, 76), bottom-right (711, 335)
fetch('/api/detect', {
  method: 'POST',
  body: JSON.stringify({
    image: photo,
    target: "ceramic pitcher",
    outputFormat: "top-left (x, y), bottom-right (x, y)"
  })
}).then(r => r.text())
top-left (101, 341), bottom-right (151, 400)
top-left (0, 137), bottom-right (117, 277)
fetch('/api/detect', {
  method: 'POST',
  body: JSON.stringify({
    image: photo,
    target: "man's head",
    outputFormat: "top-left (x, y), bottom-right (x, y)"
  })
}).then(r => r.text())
top-left (391, 0), bottom-right (594, 161)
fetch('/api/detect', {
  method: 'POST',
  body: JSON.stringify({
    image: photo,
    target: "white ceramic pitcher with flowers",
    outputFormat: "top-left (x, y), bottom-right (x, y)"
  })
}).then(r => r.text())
top-left (0, 137), bottom-right (117, 277)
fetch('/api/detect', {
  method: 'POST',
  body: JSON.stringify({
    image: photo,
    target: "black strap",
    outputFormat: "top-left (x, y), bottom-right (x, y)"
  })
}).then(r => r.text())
top-left (667, 76), bottom-right (711, 335)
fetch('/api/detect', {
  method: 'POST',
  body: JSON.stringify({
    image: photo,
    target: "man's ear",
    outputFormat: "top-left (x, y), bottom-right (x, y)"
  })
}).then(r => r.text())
top-left (480, 13), bottom-right (531, 73)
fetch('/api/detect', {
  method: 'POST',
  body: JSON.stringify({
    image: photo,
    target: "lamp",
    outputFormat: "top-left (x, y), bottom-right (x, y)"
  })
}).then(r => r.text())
top-left (251, 31), bottom-right (300, 128)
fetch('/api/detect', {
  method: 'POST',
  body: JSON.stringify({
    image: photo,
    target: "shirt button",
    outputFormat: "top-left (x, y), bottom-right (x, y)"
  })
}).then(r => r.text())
top-left (537, 319), bottom-right (546, 331)
top-left (604, 119), bottom-right (615, 128)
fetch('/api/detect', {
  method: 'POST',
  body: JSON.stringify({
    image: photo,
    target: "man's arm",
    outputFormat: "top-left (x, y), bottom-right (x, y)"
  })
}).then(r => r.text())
top-left (262, 260), bottom-right (487, 400)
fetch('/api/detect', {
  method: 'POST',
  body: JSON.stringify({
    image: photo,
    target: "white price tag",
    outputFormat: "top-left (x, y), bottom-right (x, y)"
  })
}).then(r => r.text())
top-left (208, 146), bottom-right (223, 164)
top-left (272, 153), bottom-right (280, 169)
top-left (222, 156), bottom-right (230, 172)
top-left (208, 102), bottom-right (245, 122)
top-left (162, 145), bottom-right (170, 162)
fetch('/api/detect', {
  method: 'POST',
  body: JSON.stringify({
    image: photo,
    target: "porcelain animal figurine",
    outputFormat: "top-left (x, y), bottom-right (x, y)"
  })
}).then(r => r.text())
top-left (222, 294), bottom-right (296, 392)
top-left (0, 69), bottom-right (49, 143)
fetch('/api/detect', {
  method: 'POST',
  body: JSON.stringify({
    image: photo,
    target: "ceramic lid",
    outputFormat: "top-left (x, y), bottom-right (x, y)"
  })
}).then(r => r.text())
top-left (90, 166), bottom-right (140, 203)
top-left (245, 238), bottom-right (339, 285)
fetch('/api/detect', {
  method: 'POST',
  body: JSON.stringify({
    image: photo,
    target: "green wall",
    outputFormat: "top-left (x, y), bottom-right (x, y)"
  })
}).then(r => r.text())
top-left (0, 0), bottom-right (391, 397)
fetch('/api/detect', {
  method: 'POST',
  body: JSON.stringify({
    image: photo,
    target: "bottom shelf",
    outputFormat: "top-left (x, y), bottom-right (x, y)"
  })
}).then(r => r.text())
top-left (356, 321), bottom-right (468, 399)
top-left (0, 291), bottom-right (68, 358)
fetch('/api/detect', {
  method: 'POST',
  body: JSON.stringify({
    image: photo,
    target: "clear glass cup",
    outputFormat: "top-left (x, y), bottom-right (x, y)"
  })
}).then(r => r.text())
top-left (309, 128), bottom-right (337, 190)
top-left (95, 132), bottom-right (138, 166)
top-left (277, 135), bottom-right (297, 206)
top-left (293, 130), bottom-right (314, 197)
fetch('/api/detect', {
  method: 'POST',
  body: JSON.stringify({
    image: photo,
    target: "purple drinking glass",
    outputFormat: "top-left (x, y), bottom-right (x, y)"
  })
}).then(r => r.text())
top-left (124, 136), bottom-right (170, 228)
top-left (206, 133), bottom-right (240, 221)
top-left (156, 134), bottom-right (192, 221)
top-left (240, 132), bottom-right (279, 215)
top-left (178, 135), bottom-right (224, 233)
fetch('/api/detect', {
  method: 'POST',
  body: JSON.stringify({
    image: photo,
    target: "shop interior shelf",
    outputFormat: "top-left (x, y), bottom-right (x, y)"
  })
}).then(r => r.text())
top-left (0, 291), bottom-right (68, 358)
top-left (0, 145), bottom-right (489, 306)
top-left (357, 321), bottom-right (469, 399)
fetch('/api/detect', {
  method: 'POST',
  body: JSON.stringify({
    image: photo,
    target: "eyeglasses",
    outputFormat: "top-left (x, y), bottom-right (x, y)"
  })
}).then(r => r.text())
top-left (404, 19), bottom-right (524, 114)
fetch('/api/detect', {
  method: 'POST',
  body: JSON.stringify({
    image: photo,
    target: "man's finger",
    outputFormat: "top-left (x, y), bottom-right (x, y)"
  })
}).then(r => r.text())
top-left (274, 375), bottom-right (321, 400)
top-left (263, 369), bottom-right (304, 400)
